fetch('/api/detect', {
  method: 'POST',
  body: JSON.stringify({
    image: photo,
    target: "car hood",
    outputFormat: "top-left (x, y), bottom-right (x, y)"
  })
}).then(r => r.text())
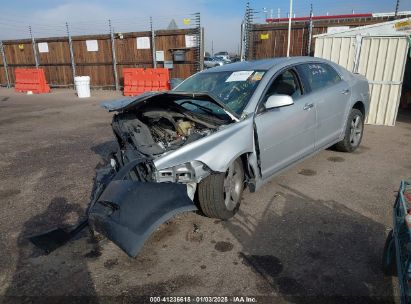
top-left (101, 91), bottom-right (163, 111)
top-left (101, 91), bottom-right (239, 121)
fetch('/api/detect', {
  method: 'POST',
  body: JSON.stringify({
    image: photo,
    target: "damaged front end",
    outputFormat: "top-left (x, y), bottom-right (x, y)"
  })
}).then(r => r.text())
top-left (30, 92), bottom-right (234, 257)
top-left (87, 93), bottom-right (233, 256)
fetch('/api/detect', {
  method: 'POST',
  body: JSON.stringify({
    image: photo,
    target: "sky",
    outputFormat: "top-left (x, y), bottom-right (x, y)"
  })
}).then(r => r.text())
top-left (0, 0), bottom-right (410, 53)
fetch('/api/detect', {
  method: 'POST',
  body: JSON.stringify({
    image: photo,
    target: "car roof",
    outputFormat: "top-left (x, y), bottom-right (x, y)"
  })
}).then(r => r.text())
top-left (202, 56), bottom-right (327, 73)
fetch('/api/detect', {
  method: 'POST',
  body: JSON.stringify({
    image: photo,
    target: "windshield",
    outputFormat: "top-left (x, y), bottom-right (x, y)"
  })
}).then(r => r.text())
top-left (174, 70), bottom-right (265, 114)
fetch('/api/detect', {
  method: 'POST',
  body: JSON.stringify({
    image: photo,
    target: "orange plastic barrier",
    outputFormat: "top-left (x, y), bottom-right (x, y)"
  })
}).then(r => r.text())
top-left (15, 68), bottom-right (50, 94)
top-left (123, 68), bottom-right (170, 96)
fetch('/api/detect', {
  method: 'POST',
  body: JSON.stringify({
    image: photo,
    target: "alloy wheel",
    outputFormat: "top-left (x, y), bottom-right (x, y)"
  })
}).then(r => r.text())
top-left (223, 161), bottom-right (243, 211)
top-left (349, 114), bottom-right (363, 147)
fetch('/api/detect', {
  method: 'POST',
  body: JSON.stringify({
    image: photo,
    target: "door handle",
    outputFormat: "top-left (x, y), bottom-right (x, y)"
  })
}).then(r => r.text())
top-left (303, 103), bottom-right (314, 110)
top-left (341, 89), bottom-right (350, 95)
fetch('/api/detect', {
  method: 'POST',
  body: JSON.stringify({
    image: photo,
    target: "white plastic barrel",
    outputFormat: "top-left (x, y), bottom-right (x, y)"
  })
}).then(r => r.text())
top-left (74, 76), bottom-right (91, 98)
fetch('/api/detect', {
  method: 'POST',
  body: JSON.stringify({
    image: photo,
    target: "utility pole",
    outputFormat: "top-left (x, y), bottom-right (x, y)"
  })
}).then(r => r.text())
top-left (263, 7), bottom-right (268, 21)
top-left (211, 40), bottom-right (214, 56)
top-left (395, 0), bottom-right (400, 17)
top-left (240, 21), bottom-right (245, 61)
top-left (286, 0), bottom-right (293, 57)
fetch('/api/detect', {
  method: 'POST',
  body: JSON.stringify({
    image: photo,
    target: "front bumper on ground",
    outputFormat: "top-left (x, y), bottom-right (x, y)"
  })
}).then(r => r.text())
top-left (88, 158), bottom-right (198, 257)
top-left (30, 158), bottom-right (198, 257)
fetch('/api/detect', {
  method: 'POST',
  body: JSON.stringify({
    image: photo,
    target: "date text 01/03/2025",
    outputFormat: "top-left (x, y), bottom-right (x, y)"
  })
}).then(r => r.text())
top-left (149, 296), bottom-right (257, 303)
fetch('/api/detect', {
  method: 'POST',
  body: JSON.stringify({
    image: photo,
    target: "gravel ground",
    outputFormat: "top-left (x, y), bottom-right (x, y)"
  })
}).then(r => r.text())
top-left (0, 88), bottom-right (410, 303)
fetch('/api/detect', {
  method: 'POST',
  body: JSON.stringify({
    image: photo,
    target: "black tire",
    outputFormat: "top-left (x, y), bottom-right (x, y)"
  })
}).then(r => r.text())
top-left (334, 108), bottom-right (364, 152)
top-left (382, 229), bottom-right (397, 276)
top-left (197, 158), bottom-right (244, 220)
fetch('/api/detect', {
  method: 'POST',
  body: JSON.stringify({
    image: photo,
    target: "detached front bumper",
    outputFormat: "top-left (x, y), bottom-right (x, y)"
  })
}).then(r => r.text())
top-left (88, 158), bottom-right (197, 257)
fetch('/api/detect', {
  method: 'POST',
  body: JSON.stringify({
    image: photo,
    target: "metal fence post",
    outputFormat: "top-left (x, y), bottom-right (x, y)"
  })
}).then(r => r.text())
top-left (0, 41), bottom-right (10, 88)
top-left (194, 12), bottom-right (201, 71)
top-left (307, 4), bottom-right (313, 56)
top-left (200, 27), bottom-right (204, 70)
top-left (150, 17), bottom-right (157, 68)
top-left (286, 0), bottom-right (293, 57)
top-left (66, 22), bottom-right (76, 87)
top-left (243, 3), bottom-right (254, 60)
top-left (109, 20), bottom-right (119, 91)
top-left (29, 26), bottom-right (39, 68)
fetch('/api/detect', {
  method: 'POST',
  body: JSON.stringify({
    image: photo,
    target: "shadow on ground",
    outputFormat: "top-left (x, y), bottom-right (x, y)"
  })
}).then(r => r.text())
top-left (3, 197), bottom-right (100, 302)
top-left (90, 140), bottom-right (118, 168)
top-left (396, 108), bottom-right (411, 124)
top-left (223, 184), bottom-right (395, 303)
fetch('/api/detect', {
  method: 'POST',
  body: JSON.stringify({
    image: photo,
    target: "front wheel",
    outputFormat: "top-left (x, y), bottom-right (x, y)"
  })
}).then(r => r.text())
top-left (335, 108), bottom-right (364, 152)
top-left (197, 158), bottom-right (244, 220)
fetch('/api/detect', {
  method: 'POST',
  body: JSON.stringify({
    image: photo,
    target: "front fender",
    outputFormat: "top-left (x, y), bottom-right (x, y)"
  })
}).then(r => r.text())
top-left (154, 117), bottom-right (255, 172)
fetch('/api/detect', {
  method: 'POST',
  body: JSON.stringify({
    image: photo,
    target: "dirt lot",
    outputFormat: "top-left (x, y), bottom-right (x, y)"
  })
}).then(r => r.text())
top-left (0, 88), bottom-right (410, 303)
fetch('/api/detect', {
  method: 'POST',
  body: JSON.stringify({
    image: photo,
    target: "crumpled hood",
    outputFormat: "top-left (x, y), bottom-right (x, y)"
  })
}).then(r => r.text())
top-left (101, 91), bottom-right (165, 112)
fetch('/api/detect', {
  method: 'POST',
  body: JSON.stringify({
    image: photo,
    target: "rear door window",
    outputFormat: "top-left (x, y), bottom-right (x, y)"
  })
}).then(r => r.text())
top-left (298, 63), bottom-right (341, 92)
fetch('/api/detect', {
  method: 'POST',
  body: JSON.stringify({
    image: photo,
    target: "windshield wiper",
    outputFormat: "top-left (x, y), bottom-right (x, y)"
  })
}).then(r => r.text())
top-left (179, 100), bottom-right (216, 116)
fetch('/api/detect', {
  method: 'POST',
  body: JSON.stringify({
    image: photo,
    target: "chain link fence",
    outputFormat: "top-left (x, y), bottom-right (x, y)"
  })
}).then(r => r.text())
top-left (0, 13), bottom-right (203, 88)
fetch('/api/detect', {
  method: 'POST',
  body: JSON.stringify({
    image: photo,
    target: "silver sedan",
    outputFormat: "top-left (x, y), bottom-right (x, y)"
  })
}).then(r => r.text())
top-left (85, 56), bottom-right (370, 256)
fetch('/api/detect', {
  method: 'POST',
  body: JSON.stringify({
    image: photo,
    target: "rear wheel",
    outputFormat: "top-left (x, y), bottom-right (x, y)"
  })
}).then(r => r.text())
top-left (335, 108), bottom-right (364, 152)
top-left (198, 158), bottom-right (244, 220)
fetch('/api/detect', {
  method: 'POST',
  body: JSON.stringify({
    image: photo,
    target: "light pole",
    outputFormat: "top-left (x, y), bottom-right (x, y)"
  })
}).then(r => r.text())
top-left (395, 0), bottom-right (400, 17)
top-left (263, 7), bottom-right (268, 22)
top-left (211, 40), bottom-right (214, 56)
top-left (286, 0), bottom-right (293, 57)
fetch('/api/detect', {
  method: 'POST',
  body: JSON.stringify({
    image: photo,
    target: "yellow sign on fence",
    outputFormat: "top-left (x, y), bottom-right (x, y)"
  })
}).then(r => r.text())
top-left (260, 33), bottom-right (269, 40)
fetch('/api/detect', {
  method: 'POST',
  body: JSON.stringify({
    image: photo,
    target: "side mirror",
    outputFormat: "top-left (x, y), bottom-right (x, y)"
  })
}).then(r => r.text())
top-left (265, 94), bottom-right (294, 109)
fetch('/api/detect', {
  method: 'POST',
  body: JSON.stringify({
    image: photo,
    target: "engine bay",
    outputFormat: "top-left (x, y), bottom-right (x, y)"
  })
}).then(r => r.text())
top-left (112, 108), bottom-right (219, 157)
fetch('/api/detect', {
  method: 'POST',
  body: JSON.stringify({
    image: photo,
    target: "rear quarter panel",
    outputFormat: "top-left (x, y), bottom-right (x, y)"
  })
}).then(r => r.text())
top-left (330, 64), bottom-right (370, 138)
top-left (332, 63), bottom-right (370, 117)
top-left (351, 74), bottom-right (370, 118)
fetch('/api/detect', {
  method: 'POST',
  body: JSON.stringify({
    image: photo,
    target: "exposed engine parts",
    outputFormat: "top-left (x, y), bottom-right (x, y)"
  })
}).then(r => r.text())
top-left (112, 109), bottom-right (215, 157)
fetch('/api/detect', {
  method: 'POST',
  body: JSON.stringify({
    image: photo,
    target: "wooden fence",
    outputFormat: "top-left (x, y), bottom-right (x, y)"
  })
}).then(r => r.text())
top-left (246, 15), bottom-right (407, 60)
top-left (0, 28), bottom-right (203, 88)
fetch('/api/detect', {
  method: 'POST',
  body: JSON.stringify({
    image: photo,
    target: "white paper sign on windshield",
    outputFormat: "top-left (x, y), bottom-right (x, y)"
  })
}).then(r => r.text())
top-left (225, 71), bottom-right (254, 82)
